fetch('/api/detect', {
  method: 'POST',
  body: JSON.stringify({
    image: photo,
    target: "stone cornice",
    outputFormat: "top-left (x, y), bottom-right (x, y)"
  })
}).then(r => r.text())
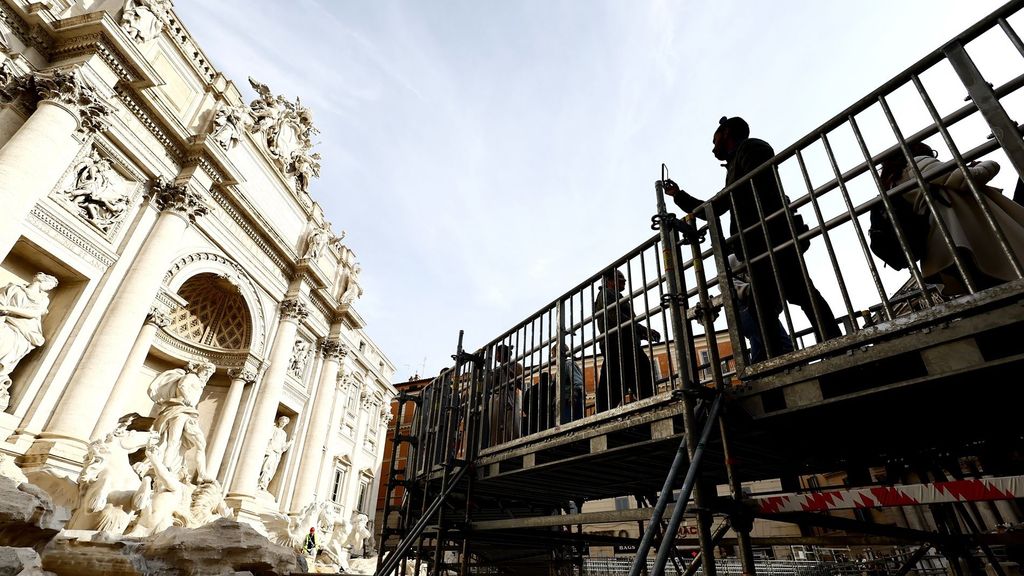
top-left (48, 12), bottom-right (162, 88)
top-left (153, 328), bottom-right (252, 370)
top-left (113, 82), bottom-right (187, 164)
top-left (206, 187), bottom-right (292, 278)
top-left (0, 2), bottom-right (52, 55)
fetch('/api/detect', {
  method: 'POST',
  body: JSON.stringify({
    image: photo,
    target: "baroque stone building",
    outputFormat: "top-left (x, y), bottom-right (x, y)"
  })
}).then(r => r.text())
top-left (0, 0), bottom-right (396, 534)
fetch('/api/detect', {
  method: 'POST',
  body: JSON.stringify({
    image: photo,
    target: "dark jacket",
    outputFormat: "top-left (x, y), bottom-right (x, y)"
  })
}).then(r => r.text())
top-left (672, 138), bottom-right (791, 260)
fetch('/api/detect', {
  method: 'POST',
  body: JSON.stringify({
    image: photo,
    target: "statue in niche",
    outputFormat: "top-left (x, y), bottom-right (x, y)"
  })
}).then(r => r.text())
top-left (121, 0), bottom-right (169, 43)
top-left (257, 415), bottom-right (292, 491)
top-left (147, 360), bottom-right (215, 483)
top-left (0, 272), bottom-right (58, 412)
top-left (64, 149), bottom-right (129, 232)
top-left (288, 340), bottom-right (310, 378)
top-left (210, 104), bottom-right (249, 151)
top-left (339, 264), bottom-right (363, 306)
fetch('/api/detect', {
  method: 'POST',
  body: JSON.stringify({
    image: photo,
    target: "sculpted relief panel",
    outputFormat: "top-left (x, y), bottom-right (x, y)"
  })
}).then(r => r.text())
top-left (57, 147), bottom-right (133, 234)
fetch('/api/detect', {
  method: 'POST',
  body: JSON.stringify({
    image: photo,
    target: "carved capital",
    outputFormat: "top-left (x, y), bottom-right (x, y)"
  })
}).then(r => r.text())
top-left (145, 307), bottom-right (170, 328)
top-left (227, 368), bottom-right (258, 383)
top-left (321, 339), bottom-right (349, 362)
top-left (24, 68), bottom-right (112, 135)
top-left (151, 177), bottom-right (209, 222)
top-left (279, 298), bottom-right (308, 322)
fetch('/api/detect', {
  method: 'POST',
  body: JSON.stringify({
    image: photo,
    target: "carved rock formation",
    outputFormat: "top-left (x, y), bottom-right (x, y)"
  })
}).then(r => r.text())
top-left (39, 518), bottom-right (302, 576)
top-left (0, 475), bottom-right (63, 549)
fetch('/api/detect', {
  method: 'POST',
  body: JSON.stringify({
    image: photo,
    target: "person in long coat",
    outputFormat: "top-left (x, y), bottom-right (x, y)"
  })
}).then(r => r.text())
top-left (594, 269), bottom-right (660, 413)
top-left (882, 145), bottom-right (1024, 295)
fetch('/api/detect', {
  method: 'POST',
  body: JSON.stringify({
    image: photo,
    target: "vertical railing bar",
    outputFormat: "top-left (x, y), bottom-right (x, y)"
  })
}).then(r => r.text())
top-left (793, 148), bottom-right (860, 324)
top-left (999, 17), bottom-right (1024, 59)
top-left (529, 315), bottom-right (537, 435)
top-left (639, 247), bottom-right (658, 392)
top-left (945, 41), bottom-right (1024, 180)
top-left (514, 328), bottom-right (523, 442)
top-left (747, 177), bottom-right (799, 353)
top-left (706, 210), bottom-right (747, 376)
top-left (625, 259), bottom-right (642, 403)
top-left (878, 93), bottom-right (976, 293)
top-left (847, 114), bottom-right (928, 314)
top-left (819, 131), bottom-right (891, 317)
top-left (556, 299), bottom-right (567, 426)
top-left (912, 73), bottom-right (1024, 278)
top-left (653, 242), bottom-right (678, 389)
top-left (727, 192), bottom-right (772, 363)
top-left (590, 282), bottom-right (604, 415)
top-left (771, 162), bottom-right (842, 336)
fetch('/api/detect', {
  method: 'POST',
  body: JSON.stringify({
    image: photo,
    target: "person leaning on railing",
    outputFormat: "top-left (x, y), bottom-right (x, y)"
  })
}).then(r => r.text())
top-left (661, 116), bottom-right (842, 361)
top-left (879, 142), bottom-right (1024, 297)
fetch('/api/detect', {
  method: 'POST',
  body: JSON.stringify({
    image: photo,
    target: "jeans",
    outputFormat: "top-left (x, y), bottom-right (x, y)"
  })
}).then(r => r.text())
top-left (738, 302), bottom-right (793, 363)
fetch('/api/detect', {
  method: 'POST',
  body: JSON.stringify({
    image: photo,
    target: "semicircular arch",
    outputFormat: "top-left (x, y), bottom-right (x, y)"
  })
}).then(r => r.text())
top-left (164, 252), bottom-right (267, 354)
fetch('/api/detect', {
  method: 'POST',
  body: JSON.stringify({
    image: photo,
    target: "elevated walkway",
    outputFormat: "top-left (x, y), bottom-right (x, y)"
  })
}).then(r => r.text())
top-left (378, 2), bottom-right (1024, 574)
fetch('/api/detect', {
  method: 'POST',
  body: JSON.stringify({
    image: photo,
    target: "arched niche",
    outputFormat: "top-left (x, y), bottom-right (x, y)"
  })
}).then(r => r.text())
top-left (163, 252), bottom-right (267, 354)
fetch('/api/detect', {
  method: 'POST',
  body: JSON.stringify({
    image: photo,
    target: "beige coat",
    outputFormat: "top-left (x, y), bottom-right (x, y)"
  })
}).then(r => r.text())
top-left (901, 156), bottom-right (1024, 293)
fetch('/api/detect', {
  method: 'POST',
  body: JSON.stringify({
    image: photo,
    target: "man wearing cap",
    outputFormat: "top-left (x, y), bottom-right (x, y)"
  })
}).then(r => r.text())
top-left (662, 117), bottom-right (840, 360)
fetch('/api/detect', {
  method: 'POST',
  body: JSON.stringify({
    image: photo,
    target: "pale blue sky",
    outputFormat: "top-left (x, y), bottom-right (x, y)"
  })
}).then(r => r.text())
top-left (175, 0), bottom-right (1017, 380)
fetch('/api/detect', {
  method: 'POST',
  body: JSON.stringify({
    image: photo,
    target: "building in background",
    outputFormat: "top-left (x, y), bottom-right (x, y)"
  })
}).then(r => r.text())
top-left (0, 0), bottom-right (395, 532)
top-left (375, 375), bottom-right (433, 542)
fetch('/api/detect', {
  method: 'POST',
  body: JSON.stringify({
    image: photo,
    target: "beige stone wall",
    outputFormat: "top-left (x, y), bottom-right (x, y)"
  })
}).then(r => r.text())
top-left (0, 0), bottom-right (397, 529)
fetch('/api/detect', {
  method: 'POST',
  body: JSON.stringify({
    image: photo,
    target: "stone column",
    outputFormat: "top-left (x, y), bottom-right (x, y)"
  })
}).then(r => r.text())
top-left (0, 67), bottom-right (111, 259)
top-left (290, 338), bottom-right (348, 509)
top-left (345, 390), bottom-right (375, 514)
top-left (207, 368), bottom-right (257, 480)
top-left (91, 308), bottom-right (170, 437)
top-left (43, 180), bottom-right (209, 443)
top-left (229, 298), bottom-right (308, 499)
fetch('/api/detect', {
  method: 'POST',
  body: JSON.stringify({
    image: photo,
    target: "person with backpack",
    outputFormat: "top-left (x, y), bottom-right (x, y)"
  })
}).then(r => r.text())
top-left (876, 142), bottom-right (1024, 295)
top-left (662, 116), bottom-right (841, 361)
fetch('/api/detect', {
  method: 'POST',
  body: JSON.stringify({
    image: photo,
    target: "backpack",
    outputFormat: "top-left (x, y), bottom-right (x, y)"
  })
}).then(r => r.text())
top-left (868, 190), bottom-right (931, 270)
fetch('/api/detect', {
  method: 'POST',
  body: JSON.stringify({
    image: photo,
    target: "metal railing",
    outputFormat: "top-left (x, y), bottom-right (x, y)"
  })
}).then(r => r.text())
top-left (400, 0), bottom-right (1024, 469)
top-left (384, 3), bottom-right (1024, 574)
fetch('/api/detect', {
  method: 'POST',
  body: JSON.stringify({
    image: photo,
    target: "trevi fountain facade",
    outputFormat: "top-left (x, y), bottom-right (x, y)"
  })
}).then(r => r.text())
top-left (0, 0), bottom-right (398, 574)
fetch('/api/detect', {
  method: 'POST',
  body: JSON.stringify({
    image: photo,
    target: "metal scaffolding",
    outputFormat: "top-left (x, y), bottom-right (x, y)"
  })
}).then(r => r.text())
top-left (377, 2), bottom-right (1024, 574)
